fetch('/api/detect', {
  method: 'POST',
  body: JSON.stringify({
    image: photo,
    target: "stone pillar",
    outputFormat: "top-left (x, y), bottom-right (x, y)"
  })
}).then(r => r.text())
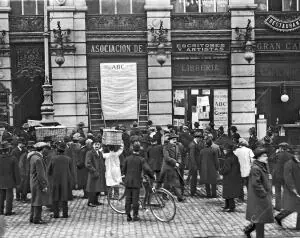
top-left (145, 0), bottom-right (173, 127)
top-left (229, 0), bottom-right (257, 137)
top-left (48, 1), bottom-right (88, 130)
top-left (0, 2), bottom-right (12, 125)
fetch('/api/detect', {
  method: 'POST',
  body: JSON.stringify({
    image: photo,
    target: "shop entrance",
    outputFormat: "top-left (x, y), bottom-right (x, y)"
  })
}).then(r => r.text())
top-left (173, 87), bottom-right (229, 131)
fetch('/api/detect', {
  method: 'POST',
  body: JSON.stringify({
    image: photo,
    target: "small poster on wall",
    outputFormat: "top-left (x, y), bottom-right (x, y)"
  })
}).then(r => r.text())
top-left (173, 90), bottom-right (185, 116)
top-left (214, 89), bottom-right (228, 132)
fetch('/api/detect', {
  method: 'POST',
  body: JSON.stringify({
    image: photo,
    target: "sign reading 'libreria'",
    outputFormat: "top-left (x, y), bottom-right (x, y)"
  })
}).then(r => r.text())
top-left (265, 15), bottom-right (300, 32)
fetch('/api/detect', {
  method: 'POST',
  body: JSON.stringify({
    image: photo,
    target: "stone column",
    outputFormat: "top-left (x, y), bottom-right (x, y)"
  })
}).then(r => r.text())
top-left (0, 1), bottom-right (12, 125)
top-left (48, 0), bottom-right (88, 131)
top-left (229, 0), bottom-right (257, 137)
top-left (145, 0), bottom-right (173, 127)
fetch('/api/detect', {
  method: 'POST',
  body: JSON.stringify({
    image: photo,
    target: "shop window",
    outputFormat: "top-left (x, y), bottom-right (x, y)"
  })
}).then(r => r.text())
top-left (172, 0), bottom-right (228, 13)
top-left (88, 0), bottom-right (145, 14)
top-left (255, 0), bottom-right (299, 11)
top-left (10, 0), bottom-right (44, 15)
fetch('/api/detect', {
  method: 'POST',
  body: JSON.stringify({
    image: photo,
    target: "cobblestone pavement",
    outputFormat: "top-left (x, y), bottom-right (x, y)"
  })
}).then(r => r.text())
top-left (1, 185), bottom-right (300, 238)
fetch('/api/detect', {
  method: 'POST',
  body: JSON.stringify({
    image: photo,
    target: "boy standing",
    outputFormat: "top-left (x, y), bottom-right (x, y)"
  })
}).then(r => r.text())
top-left (123, 141), bottom-right (154, 222)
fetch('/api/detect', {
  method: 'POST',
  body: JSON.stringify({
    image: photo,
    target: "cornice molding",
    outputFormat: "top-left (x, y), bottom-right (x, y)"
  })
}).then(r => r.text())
top-left (0, 7), bottom-right (11, 13)
top-left (144, 5), bottom-right (173, 11)
top-left (228, 4), bottom-right (257, 11)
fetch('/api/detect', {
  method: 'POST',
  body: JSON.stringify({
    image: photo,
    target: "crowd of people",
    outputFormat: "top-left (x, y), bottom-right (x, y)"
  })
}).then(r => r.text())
top-left (0, 121), bottom-right (299, 238)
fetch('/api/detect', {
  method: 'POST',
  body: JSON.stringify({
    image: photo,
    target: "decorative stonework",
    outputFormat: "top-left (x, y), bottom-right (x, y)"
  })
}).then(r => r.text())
top-left (255, 12), bottom-right (300, 30)
top-left (171, 13), bottom-right (231, 30)
top-left (87, 15), bottom-right (147, 31)
top-left (9, 16), bottom-right (44, 32)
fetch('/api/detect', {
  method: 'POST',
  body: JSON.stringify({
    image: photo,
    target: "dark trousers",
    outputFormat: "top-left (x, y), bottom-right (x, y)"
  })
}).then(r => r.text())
top-left (190, 169), bottom-right (199, 196)
top-left (205, 184), bottom-right (217, 197)
top-left (53, 201), bottom-right (68, 218)
top-left (30, 206), bottom-right (42, 222)
top-left (276, 210), bottom-right (300, 229)
top-left (274, 183), bottom-right (283, 210)
top-left (15, 187), bottom-right (22, 200)
top-left (224, 198), bottom-right (235, 209)
top-left (0, 188), bottom-right (13, 214)
top-left (125, 188), bottom-right (140, 216)
top-left (245, 223), bottom-right (265, 238)
top-left (239, 177), bottom-right (249, 200)
top-left (88, 192), bottom-right (98, 204)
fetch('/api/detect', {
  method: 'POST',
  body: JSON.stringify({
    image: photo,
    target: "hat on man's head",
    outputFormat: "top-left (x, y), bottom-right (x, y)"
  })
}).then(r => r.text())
top-left (132, 121), bottom-right (138, 127)
top-left (218, 126), bottom-right (224, 132)
top-left (168, 133), bottom-right (178, 140)
top-left (156, 125), bottom-right (162, 131)
top-left (77, 122), bottom-right (85, 127)
top-left (239, 138), bottom-right (249, 147)
top-left (194, 122), bottom-right (200, 128)
top-left (27, 140), bottom-right (36, 149)
top-left (34, 142), bottom-right (50, 149)
top-left (279, 142), bottom-right (289, 149)
top-left (263, 136), bottom-right (271, 144)
top-left (194, 131), bottom-right (202, 138)
top-left (230, 126), bottom-right (237, 132)
top-left (253, 147), bottom-right (268, 159)
top-left (56, 141), bottom-right (66, 152)
top-left (63, 135), bottom-right (71, 143)
top-left (22, 123), bottom-right (29, 129)
top-left (72, 133), bottom-right (81, 141)
top-left (78, 137), bottom-right (86, 146)
top-left (182, 125), bottom-right (189, 131)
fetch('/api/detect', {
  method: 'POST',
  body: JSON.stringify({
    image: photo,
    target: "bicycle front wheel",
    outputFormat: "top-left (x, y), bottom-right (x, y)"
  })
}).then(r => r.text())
top-left (149, 188), bottom-right (176, 222)
top-left (107, 183), bottom-right (126, 214)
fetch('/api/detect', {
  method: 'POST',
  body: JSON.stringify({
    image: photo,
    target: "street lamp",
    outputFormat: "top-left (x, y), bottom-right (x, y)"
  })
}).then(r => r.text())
top-left (235, 19), bottom-right (254, 63)
top-left (149, 20), bottom-right (169, 66)
top-left (281, 83), bottom-right (289, 103)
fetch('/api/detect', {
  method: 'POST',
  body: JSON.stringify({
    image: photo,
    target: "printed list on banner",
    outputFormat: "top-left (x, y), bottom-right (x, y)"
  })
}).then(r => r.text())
top-left (100, 63), bottom-right (138, 120)
top-left (214, 89), bottom-right (228, 132)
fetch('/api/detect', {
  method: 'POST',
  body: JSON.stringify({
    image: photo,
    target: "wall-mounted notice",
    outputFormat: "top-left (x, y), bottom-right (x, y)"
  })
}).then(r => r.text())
top-left (214, 89), bottom-right (228, 131)
top-left (100, 63), bottom-right (137, 120)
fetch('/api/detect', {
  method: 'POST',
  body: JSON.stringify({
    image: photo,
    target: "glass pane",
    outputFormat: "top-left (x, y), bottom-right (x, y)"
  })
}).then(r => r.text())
top-left (132, 0), bottom-right (145, 13)
top-left (216, 0), bottom-right (228, 12)
top-left (269, 0), bottom-right (282, 11)
top-left (255, 0), bottom-right (268, 11)
top-left (283, 0), bottom-right (297, 11)
top-left (37, 0), bottom-right (44, 15)
top-left (102, 0), bottom-right (115, 14)
top-left (186, 0), bottom-right (200, 12)
top-left (171, 0), bottom-right (185, 12)
top-left (202, 0), bottom-right (215, 12)
top-left (10, 0), bottom-right (22, 15)
top-left (117, 0), bottom-right (130, 13)
top-left (24, 0), bottom-right (36, 15)
top-left (86, 0), bottom-right (100, 14)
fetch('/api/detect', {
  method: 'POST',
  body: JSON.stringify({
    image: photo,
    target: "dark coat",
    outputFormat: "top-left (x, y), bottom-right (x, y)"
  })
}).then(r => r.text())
top-left (246, 160), bottom-right (274, 224)
top-left (188, 140), bottom-right (203, 169)
top-left (30, 152), bottom-right (49, 206)
top-left (64, 142), bottom-right (80, 187)
top-left (85, 149), bottom-right (106, 193)
top-left (10, 147), bottom-right (24, 162)
top-left (122, 153), bottom-right (154, 189)
top-left (199, 147), bottom-right (219, 184)
top-left (159, 143), bottom-right (183, 187)
top-left (219, 152), bottom-right (242, 199)
top-left (77, 146), bottom-right (90, 189)
top-left (19, 152), bottom-right (31, 193)
top-left (270, 151), bottom-right (293, 185)
top-left (282, 157), bottom-right (300, 213)
top-left (248, 135), bottom-right (258, 151)
top-left (48, 154), bottom-right (73, 202)
top-left (178, 132), bottom-right (193, 148)
top-left (145, 144), bottom-right (163, 172)
top-left (0, 153), bottom-right (20, 189)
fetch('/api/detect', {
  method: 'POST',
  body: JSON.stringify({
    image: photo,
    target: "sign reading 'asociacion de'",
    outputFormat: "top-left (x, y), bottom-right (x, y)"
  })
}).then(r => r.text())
top-left (265, 15), bottom-right (300, 32)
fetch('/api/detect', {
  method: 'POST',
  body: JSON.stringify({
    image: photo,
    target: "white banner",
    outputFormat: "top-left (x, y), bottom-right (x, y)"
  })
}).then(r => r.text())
top-left (214, 89), bottom-right (228, 131)
top-left (100, 63), bottom-right (138, 120)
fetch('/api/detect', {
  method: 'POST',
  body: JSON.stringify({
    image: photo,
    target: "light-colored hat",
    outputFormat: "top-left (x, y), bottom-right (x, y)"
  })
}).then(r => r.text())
top-left (34, 142), bottom-right (49, 149)
top-left (239, 138), bottom-right (249, 146)
top-left (72, 133), bottom-right (81, 141)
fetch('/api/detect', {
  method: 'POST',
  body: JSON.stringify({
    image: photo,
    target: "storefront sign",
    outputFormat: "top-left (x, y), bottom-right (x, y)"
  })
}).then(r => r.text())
top-left (256, 62), bottom-right (300, 80)
top-left (264, 15), bottom-right (300, 32)
top-left (173, 42), bottom-right (229, 53)
top-left (214, 89), bottom-right (228, 131)
top-left (173, 60), bottom-right (228, 76)
top-left (256, 40), bottom-right (300, 52)
top-left (87, 43), bottom-right (146, 55)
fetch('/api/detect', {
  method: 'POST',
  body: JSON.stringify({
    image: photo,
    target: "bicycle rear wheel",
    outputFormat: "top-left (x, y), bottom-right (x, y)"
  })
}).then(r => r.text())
top-left (149, 188), bottom-right (176, 222)
top-left (107, 183), bottom-right (126, 214)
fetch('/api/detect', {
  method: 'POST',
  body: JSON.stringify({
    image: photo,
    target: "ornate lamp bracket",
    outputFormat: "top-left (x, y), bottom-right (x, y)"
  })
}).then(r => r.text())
top-left (0, 30), bottom-right (10, 56)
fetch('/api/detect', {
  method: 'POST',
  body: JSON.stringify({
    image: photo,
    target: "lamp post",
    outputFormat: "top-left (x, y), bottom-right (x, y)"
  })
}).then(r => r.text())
top-left (149, 20), bottom-right (169, 66)
top-left (281, 83), bottom-right (289, 103)
top-left (235, 19), bottom-right (254, 63)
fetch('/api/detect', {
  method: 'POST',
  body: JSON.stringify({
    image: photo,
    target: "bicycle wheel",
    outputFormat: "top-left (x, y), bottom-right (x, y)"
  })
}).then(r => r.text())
top-left (149, 188), bottom-right (176, 222)
top-left (107, 183), bottom-right (126, 214)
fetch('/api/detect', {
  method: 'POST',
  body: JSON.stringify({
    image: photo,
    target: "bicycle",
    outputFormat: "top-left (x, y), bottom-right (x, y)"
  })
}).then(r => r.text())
top-left (107, 176), bottom-right (177, 222)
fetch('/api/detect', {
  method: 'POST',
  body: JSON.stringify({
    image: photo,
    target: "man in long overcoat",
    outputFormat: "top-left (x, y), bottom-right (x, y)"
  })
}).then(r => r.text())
top-left (0, 141), bottom-right (20, 215)
top-left (145, 137), bottom-right (163, 179)
top-left (159, 133), bottom-right (185, 202)
top-left (188, 131), bottom-right (204, 196)
top-left (48, 142), bottom-right (73, 218)
top-left (29, 142), bottom-right (50, 224)
top-left (199, 139), bottom-right (219, 198)
top-left (77, 138), bottom-right (90, 199)
top-left (85, 139), bottom-right (106, 207)
top-left (275, 151), bottom-right (300, 230)
top-left (219, 143), bottom-right (241, 212)
top-left (244, 147), bottom-right (274, 238)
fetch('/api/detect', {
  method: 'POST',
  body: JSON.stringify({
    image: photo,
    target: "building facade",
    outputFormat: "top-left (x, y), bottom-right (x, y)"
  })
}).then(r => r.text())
top-left (0, 0), bottom-right (300, 139)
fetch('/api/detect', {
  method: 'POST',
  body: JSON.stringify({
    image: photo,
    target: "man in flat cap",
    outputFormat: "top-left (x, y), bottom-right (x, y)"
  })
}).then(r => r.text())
top-left (29, 142), bottom-right (50, 224)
